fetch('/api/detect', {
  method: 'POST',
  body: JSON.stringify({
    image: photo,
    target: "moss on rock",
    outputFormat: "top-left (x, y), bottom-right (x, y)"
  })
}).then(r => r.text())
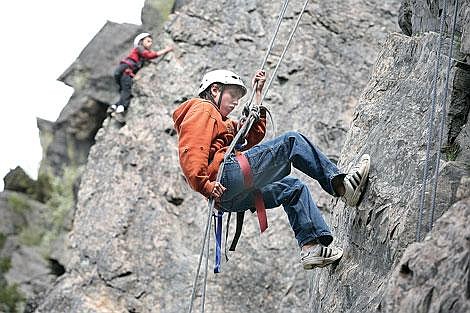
top-left (0, 283), bottom-right (25, 313)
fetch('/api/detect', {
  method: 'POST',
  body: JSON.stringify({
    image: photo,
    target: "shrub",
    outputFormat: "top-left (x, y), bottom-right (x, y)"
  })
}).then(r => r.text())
top-left (34, 173), bottom-right (53, 203)
top-left (0, 233), bottom-right (6, 250)
top-left (0, 258), bottom-right (11, 274)
top-left (7, 195), bottom-right (30, 216)
top-left (0, 283), bottom-right (24, 313)
top-left (443, 142), bottom-right (461, 161)
top-left (18, 226), bottom-right (44, 247)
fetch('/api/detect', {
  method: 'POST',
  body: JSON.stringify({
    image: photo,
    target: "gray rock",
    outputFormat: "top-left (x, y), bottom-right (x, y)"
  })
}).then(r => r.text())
top-left (37, 101), bottom-right (107, 178)
top-left (0, 191), bottom-right (48, 237)
top-left (383, 197), bottom-right (470, 313)
top-left (462, 3), bottom-right (470, 54)
top-left (398, 0), bottom-right (412, 36)
top-left (4, 246), bottom-right (56, 299)
top-left (58, 21), bottom-right (142, 106)
top-left (0, 191), bottom-right (59, 310)
top-left (455, 123), bottom-right (470, 164)
top-left (33, 0), bottom-right (404, 312)
top-left (308, 28), bottom-right (470, 313)
top-left (3, 167), bottom-right (35, 195)
top-left (406, 0), bottom-right (463, 35)
top-left (142, 0), bottom-right (181, 36)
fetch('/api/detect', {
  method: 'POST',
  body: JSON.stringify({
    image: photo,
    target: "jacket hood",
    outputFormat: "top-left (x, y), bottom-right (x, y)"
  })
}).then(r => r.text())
top-left (173, 98), bottom-right (215, 133)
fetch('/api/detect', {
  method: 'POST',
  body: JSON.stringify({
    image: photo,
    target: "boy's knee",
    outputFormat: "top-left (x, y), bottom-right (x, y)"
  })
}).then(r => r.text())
top-left (283, 130), bottom-right (300, 138)
top-left (280, 177), bottom-right (306, 190)
top-left (280, 131), bottom-right (307, 147)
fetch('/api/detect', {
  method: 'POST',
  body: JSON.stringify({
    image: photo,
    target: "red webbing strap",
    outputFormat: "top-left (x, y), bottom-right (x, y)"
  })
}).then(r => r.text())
top-left (235, 154), bottom-right (268, 233)
top-left (254, 190), bottom-right (267, 232)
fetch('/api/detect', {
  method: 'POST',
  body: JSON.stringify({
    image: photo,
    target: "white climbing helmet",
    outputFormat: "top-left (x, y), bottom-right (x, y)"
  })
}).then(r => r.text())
top-left (198, 69), bottom-right (247, 97)
top-left (133, 32), bottom-right (152, 47)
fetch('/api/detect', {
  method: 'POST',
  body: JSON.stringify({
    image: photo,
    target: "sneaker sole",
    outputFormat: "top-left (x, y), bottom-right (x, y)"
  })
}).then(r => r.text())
top-left (111, 112), bottom-right (126, 124)
top-left (302, 250), bottom-right (344, 270)
top-left (348, 155), bottom-right (370, 207)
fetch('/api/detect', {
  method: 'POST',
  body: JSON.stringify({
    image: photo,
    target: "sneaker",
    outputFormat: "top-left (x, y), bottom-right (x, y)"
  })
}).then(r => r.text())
top-left (115, 105), bottom-right (125, 113)
top-left (107, 104), bottom-right (117, 114)
top-left (300, 245), bottom-right (343, 270)
top-left (342, 154), bottom-right (370, 207)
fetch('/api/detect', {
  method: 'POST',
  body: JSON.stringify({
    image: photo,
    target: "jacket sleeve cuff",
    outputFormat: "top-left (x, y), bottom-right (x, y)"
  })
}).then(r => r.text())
top-left (202, 180), bottom-right (215, 198)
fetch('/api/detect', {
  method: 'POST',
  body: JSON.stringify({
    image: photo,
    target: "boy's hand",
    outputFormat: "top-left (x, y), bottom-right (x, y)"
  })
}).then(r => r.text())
top-left (252, 70), bottom-right (266, 94)
top-left (211, 181), bottom-right (226, 200)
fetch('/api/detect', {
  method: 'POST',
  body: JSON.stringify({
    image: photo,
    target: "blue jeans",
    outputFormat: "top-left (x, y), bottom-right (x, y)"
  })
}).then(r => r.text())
top-left (219, 131), bottom-right (342, 248)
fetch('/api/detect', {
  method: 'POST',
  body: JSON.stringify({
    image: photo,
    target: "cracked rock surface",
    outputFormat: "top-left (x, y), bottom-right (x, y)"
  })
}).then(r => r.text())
top-left (31, 0), bottom-right (470, 313)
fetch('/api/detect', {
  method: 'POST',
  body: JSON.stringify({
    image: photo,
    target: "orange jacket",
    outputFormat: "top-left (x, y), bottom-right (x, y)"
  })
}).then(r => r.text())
top-left (173, 98), bottom-right (266, 198)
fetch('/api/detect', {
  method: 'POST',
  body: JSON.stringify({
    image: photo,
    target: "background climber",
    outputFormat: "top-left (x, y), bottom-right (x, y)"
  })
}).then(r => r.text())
top-left (110, 32), bottom-right (173, 115)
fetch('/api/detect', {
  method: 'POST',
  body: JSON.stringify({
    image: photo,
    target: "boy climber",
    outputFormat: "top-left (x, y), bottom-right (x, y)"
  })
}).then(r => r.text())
top-left (110, 32), bottom-right (173, 114)
top-left (172, 69), bottom-right (370, 270)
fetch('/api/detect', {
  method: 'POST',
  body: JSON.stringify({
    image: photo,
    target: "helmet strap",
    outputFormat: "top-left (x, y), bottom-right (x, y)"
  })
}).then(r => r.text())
top-left (208, 84), bottom-right (225, 110)
top-left (216, 85), bottom-right (225, 109)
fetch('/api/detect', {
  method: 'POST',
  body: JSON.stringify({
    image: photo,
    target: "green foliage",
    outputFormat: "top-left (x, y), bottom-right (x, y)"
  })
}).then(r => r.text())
top-left (40, 166), bottom-right (81, 256)
top-left (18, 225), bottom-right (44, 247)
top-left (34, 173), bottom-right (53, 203)
top-left (0, 257), bottom-right (11, 274)
top-left (443, 142), bottom-right (461, 161)
top-left (6, 166), bottom-right (81, 255)
top-left (47, 167), bottom-right (77, 226)
top-left (0, 283), bottom-right (25, 313)
top-left (148, 0), bottom-right (174, 20)
top-left (7, 195), bottom-right (30, 216)
top-left (3, 167), bottom-right (35, 196)
top-left (0, 233), bottom-right (6, 250)
top-left (3, 167), bottom-right (53, 203)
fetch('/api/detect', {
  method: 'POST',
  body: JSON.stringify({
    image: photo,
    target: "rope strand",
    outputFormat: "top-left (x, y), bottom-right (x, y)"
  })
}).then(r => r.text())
top-left (242, 0), bottom-right (290, 116)
top-left (201, 215), bottom-right (211, 312)
top-left (416, 0), bottom-right (448, 242)
top-left (187, 200), bottom-right (214, 313)
top-left (240, 0), bottom-right (310, 140)
top-left (188, 0), bottom-right (289, 313)
top-left (429, 0), bottom-right (459, 232)
top-left (261, 0), bottom-right (310, 106)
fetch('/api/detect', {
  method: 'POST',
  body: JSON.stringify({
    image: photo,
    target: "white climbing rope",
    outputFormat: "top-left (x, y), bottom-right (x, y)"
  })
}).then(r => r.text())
top-left (416, 0), bottom-right (448, 242)
top-left (188, 1), bottom-right (291, 312)
top-left (428, 0), bottom-right (459, 233)
top-left (417, 0), bottom-right (459, 241)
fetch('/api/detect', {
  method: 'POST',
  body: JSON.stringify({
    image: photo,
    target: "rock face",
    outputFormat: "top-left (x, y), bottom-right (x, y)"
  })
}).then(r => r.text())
top-left (38, 21), bottom-right (142, 177)
top-left (37, 0), bottom-right (187, 178)
top-left (27, 1), bottom-right (470, 313)
top-left (3, 167), bottom-right (36, 195)
top-left (309, 1), bottom-right (470, 312)
top-left (31, 0), bottom-right (405, 312)
top-left (383, 197), bottom-right (470, 313)
top-left (0, 191), bottom-right (60, 310)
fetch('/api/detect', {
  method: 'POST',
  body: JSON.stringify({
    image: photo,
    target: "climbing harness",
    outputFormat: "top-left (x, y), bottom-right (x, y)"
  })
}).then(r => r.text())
top-left (416, 0), bottom-right (459, 241)
top-left (236, 153), bottom-right (268, 232)
top-left (187, 0), bottom-right (310, 312)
